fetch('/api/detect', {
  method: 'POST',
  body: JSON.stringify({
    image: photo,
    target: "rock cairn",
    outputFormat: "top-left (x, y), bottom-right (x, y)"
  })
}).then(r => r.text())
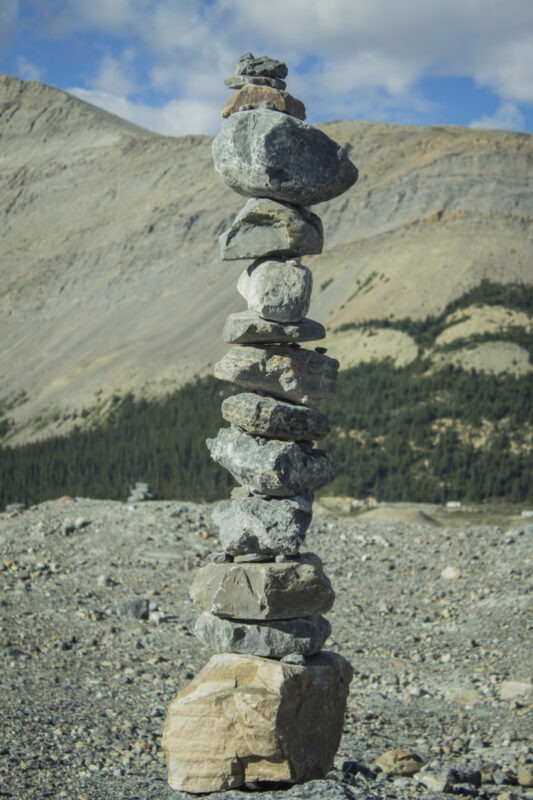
top-left (162, 52), bottom-right (359, 794)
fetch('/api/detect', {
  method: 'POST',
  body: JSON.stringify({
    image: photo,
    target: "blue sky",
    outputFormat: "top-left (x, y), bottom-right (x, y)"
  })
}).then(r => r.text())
top-left (1, 0), bottom-right (532, 136)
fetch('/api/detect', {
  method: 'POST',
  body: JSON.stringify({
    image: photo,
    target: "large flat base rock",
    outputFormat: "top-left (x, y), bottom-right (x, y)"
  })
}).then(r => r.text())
top-left (162, 652), bottom-right (353, 793)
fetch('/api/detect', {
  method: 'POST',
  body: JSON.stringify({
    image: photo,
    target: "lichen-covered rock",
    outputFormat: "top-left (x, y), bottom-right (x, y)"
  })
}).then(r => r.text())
top-left (237, 259), bottom-right (312, 323)
top-left (213, 492), bottom-right (313, 555)
top-left (223, 311), bottom-right (325, 345)
top-left (162, 652), bottom-right (353, 793)
top-left (220, 198), bottom-right (322, 260)
top-left (214, 345), bottom-right (339, 405)
top-left (194, 612), bottom-right (331, 658)
top-left (212, 109), bottom-right (358, 205)
top-left (206, 426), bottom-right (336, 496)
top-left (189, 555), bottom-right (334, 620)
top-left (221, 393), bottom-right (330, 441)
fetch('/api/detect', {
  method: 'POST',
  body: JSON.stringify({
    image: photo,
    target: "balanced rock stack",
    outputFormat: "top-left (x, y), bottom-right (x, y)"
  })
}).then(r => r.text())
top-left (162, 53), bottom-right (359, 794)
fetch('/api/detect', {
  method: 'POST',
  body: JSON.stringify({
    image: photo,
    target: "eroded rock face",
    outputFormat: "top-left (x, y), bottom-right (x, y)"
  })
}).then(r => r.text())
top-left (237, 259), bottom-right (312, 323)
top-left (189, 556), bottom-right (335, 620)
top-left (220, 198), bottom-right (322, 260)
top-left (206, 426), bottom-right (337, 496)
top-left (214, 345), bottom-right (339, 405)
top-left (162, 652), bottom-right (353, 793)
top-left (212, 109), bottom-right (358, 205)
top-left (194, 612), bottom-right (331, 658)
top-left (221, 392), bottom-right (330, 441)
top-left (213, 492), bottom-right (313, 555)
top-left (222, 311), bottom-right (325, 345)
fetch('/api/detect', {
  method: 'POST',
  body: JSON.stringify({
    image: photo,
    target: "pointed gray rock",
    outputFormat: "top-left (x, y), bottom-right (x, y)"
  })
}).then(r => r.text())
top-left (221, 393), bottom-right (330, 441)
top-left (213, 492), bottom-right (313, 555)
top-left (212, 109), bottom-right (358, 205)
top-left (237, 259), bottom-right (312, 323)
top-left (223, 311), bottom-right (325, 345)
top-left (235, 52), bottom-right (288, 80)
top-left (206, 426), bottom-right (336, 496)
top-left (195, 613), bottom-right (331, 658)
top-left (220, 198), bottom-right (323, 260)
top-left (189, 555), bottom-right (335, 620)
top-left (214, 345), bottom-right (339, 405)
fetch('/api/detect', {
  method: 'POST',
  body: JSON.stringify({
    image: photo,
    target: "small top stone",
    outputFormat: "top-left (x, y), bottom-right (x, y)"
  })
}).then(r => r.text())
top-left (235, 52), bottom-right (288, 80)
top-left (225, 52), bottom-right (288, 91)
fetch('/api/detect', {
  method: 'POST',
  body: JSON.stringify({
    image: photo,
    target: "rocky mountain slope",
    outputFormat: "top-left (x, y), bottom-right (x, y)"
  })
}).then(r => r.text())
top-left (1, 74), bottom-right (531, 444)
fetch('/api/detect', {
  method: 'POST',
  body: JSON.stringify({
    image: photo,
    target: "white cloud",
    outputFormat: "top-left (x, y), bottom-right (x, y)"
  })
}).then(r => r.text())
top-left (15, 55), bottom-right (43, 81)
top-left (472, 35), bottom-right (533, 104)
top-left (470, 103), bottom-right (526, 131)
top-left (0, 0), bottom-right (18, 59)
top-left (92, 50), bottom-right (137, 96)
top-left (68, 87), bottom-right (221, 136)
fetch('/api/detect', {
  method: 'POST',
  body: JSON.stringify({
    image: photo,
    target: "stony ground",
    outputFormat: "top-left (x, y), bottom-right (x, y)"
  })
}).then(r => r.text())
top-left (1, 497), bottom-right (531, 800)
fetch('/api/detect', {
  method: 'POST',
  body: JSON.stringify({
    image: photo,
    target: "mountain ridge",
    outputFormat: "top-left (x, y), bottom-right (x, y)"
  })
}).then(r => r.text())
top-left (1, 74), bottom-right (531, 445)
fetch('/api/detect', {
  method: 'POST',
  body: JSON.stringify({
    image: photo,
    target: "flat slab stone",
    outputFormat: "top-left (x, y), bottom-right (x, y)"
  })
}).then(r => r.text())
top-left (237, 259), bottom-right (312, 323)
top-left (222, 85), bottom-right (306, 120)
top-left (223, 311), bottom-right (325, 344)
top-left (206, 426), bottom-right (337, 496)
top-left (225, 75), bottom-right (287, 90)
top-left (194, 612), bottom-right (331, 658)
top-left (212, 109), bottom-right (358, 205)
top-left (214, 345), bottom-right (339, 405)
top-left (220, 198), bottom-right (322, 260)
top-left (162, 652), bottom-right (353, 793)
top-left (189, 555), bottom-right (334, 620)
top-left (213, 492), bottom-right (313, 555)
top-left (221, 393), bottom-right (330, 441)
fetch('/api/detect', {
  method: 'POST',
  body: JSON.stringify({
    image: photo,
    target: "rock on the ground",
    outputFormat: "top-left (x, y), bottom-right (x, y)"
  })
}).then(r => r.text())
top-left (162, 651), bottom-right (353, 792)
top-left (212, 109), bottom-right (358, 205)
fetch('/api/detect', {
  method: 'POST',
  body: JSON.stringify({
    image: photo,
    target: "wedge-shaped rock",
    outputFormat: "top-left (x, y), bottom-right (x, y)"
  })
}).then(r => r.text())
top-left (162, 652), bottom-right (353, 793)
top-left (222, 85), bottom-right (306, 120)
top-left (213, 492), bottom-right (313, 555)
top-left (206, 426), bottom-right (336, 496)
top-left (235, 52), bottom-right (288, 80)
top-left (223, 311), bottom-right (325, 344)
top-left (189, 555), bottom-right (334, 620)
top-left (222, 393), bottom-right (330, 441)
top-left (237, 259), bottom-right (312, 323)
top-left (212, 109), bottom-right (358, 205)
top-left (214, 345), bottom-right (339, 405)
top-left (195, 613), bottom-right (331, 658)
top-left (220, 198), bottom-right (322, 260)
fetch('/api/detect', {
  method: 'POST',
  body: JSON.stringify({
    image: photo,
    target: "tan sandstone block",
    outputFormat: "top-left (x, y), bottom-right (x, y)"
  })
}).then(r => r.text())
top-left (162, 651), bottom-right (353, 793)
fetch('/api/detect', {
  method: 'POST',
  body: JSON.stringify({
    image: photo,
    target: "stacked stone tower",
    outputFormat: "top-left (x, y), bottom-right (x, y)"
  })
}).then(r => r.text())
top-left (162, 53), bottom-right (359, 794)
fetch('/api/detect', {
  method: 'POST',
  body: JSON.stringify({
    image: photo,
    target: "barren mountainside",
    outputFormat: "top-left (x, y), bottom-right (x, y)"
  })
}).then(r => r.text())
top-left (1, 74), bottom-right (532, 444)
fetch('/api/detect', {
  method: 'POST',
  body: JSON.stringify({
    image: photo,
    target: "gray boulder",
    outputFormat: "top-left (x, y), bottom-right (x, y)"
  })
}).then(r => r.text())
top-left (194, 612), bottom-right (331, 658)
top-left (220, 198), bottom-right (323, 260)
top-left (234, 52), bottom-right (288, 80)
top-left (213, 492), bottom-right (313, 555)
top-left (214, 345), bottom-right (339, 405)
top-left (212, 109), bottom-right (358, 205)
top-left (223, 311), bottom-right (325, 345)
top-left (237, 259), bottom-right (312, 323)
top-left (221, 393), bottom-right (330, 441)
top-left (206, 426), bottom-right (336, 496)
top-left (189, 555), bottom-right (335, 620)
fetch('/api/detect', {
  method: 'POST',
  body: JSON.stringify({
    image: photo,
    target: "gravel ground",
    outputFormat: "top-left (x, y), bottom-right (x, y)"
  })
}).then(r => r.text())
top-left (1, 497), bottom-right (531, 800)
